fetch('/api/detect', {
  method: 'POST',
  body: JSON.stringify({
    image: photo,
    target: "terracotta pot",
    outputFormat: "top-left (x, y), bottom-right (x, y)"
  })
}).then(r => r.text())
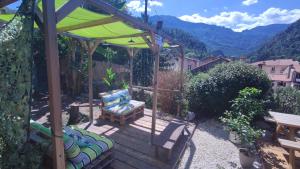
top-left (239, 148), bottom-right (255, 169)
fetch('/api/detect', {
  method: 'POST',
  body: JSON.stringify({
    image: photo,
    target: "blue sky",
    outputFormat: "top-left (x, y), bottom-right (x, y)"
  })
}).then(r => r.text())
top-left (127, 0), bottom-right (300, 31)
top-left (8, 0), bottom-right (300, 32)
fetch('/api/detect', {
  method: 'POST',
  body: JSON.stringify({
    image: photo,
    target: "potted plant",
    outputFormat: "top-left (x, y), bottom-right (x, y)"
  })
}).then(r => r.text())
top-left (220, 88), bottom-right (264, 168)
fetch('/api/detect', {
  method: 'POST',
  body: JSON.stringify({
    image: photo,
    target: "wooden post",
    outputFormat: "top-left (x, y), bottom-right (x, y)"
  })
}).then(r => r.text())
top-left (88, 46), bottom-right (93, 123)
top-left (151, 34), bottom-right (160, 144)
top-left (85, 41), bottom-right (100, 123)
top-left (177, 46), bottom-right (185, 116)
top-left (128, 48), bottom-right (134, 95)
top-left (42, 0), bottom-right (65, 168)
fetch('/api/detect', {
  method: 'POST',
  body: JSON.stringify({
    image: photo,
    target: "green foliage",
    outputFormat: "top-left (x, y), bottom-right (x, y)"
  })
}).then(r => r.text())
top-left (253, 19), bottom-right (300, 61)
top-left (220, 88), bottom-right (264, 146)
top-left (230, 87), bottom-right (266, 117)
top-left (187, 62), bottom-right (271, 117)
top-left (102, 68), bottom-right (116, 90)
top-left (121, 80), bottom-right (129, 89)
top-left (273, 87), bottom-right (300, 115)
top-left (103, 47), bottom-right (117, 64)
top-left (133, 49), bottom-right (154, 86)
top-left (162, 28), bottom-right (207, 59)
top-left (0, 0), bottom-right (42, 168)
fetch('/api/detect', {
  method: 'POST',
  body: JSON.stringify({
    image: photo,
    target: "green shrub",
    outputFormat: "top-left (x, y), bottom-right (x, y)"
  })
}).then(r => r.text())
top-left (273, 87), bottom-right (300, 115)
top-left (187, 62), bottom-right (271, 117)
top-left (220, 87), bottom-right (264, 146)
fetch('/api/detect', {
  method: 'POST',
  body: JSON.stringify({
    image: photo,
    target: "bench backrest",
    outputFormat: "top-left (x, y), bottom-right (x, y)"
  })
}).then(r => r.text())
top-left (100, 89), bottom-right (131, 108)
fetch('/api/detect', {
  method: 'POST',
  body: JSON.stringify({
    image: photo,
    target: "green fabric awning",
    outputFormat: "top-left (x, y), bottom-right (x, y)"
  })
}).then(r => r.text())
top-left (0, 0), bottom-right (171, 48)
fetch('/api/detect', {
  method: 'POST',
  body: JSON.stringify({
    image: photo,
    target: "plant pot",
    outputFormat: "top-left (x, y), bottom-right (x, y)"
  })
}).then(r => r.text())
top-left (229, 131), bottom-right (241, 145)
top-left (239, 148), bottom-right (255, 169)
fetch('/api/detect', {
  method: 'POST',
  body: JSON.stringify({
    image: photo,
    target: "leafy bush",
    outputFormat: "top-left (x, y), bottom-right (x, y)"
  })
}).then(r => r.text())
top-left (187, 62), bottom-right (271, 117)
top-left (220, 88), bottom-right (264, 146)
top-left (273, 87), bottom-right (300, 115)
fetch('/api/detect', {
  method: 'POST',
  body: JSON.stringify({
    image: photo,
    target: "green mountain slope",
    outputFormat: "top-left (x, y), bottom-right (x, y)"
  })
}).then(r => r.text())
top-left (150, 15), bottom-right (289, 56)
top-left (253, 19), bottom-right (300, 61)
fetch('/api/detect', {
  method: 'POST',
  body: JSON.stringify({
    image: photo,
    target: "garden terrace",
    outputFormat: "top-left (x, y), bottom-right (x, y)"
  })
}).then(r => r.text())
top-left (32, 97), bottom-right (196, 169)
top-left (0, 0), bottom-right (186, 168)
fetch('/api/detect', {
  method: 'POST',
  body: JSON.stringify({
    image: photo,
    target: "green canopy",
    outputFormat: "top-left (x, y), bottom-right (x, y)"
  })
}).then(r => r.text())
top-left (0, 0), bottom-right (171, 48)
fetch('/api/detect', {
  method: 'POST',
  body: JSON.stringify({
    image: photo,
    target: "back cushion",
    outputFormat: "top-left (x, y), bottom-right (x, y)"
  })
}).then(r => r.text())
top-left (102, 89), bottom-right (131, 107)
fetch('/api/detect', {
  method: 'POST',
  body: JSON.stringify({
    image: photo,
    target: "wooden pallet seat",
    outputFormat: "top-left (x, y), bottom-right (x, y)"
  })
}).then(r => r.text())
top-left (29, 121), bottom-right (114, 169)
top-left (99, 89), bottom-right (145, 125)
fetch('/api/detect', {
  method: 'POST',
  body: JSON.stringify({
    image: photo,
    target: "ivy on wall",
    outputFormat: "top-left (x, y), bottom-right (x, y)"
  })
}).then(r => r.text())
top-left (0, 0), bottom-right (42, 168)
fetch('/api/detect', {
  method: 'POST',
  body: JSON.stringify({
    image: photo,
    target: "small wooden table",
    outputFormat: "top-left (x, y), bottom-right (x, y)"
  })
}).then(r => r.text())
top-left (269, 111), bottom-right (300, 169)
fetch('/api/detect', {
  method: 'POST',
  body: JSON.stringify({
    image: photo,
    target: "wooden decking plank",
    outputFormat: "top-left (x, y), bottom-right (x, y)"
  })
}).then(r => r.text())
top-left (115, 143), bottom-right (170, 169)
top-left (111, 159), bottom-right (138, 169)
top-left (114, 150), bottom-right (160, 169)
top-left (109, 133), bottom-right (155, 155)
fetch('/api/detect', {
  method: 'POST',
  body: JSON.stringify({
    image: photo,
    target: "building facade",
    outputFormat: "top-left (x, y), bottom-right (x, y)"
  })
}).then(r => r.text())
top-left (252, 59), bottom-right (300, 89)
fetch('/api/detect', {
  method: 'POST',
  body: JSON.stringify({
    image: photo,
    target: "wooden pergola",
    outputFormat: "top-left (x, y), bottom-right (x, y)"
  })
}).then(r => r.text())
top-left (1, 0), bottom-right (186, 168)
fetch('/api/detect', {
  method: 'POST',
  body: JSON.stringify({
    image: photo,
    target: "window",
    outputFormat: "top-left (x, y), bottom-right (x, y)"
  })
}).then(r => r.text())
top-left (271, 67), bottom-right (275, 73)
top-left (280, 68), bottom-right (285, 74)
top-left (188, 65), bottom-right (192, 71)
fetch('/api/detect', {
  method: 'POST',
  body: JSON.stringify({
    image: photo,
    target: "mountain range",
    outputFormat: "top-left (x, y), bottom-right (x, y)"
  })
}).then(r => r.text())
top-left (253, 19), bottom-right (300, 61)
top-left (150, 15), bottom-right (289, 56)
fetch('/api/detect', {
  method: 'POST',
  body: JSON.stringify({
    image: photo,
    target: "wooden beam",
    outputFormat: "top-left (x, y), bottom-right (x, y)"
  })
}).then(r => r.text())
top-left (56, 0), bottom-right (82, 23)
top-left (42, 0), bottom-right (65, 169)
top-left (0, 0), bottom-right (17, 8)
top-left (141, 35), bottom-right (152, 48)
top-left (101, 32), bottom-right (148, 40)
top-left (57, 16), bottom-right (119, 33)
top-left (86, 0), bottom-right (154, 32)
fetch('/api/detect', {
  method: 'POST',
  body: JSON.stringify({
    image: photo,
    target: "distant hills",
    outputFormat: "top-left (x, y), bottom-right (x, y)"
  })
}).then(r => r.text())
top-left (150, 15), bottom-right (289, 56)
top-left (253, 19), bottom-right (300, 61)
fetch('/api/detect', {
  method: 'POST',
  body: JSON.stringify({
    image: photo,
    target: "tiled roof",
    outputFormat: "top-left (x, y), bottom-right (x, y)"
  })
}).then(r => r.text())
top-left (252, 59), bottom-right (300, 82)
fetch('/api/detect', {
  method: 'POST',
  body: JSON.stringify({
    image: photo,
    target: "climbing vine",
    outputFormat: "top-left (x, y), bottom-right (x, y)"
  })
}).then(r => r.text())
top-left (0, 0), bottom-right (42, 168)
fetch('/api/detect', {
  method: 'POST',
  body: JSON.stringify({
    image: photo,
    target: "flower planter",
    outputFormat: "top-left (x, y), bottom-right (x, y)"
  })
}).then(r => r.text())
top-left (229, 131), bottom-right (242, 145)
top-left (239, 148), bottom-right (255, 169)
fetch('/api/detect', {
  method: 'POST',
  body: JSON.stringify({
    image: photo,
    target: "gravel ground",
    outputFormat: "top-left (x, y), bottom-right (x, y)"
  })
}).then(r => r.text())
top-left (178, 119), bottom-right (242, 169)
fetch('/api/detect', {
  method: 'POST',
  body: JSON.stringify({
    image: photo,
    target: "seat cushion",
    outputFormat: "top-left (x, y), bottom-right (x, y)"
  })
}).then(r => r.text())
top-left (103, 100), bottom-right (145, 116)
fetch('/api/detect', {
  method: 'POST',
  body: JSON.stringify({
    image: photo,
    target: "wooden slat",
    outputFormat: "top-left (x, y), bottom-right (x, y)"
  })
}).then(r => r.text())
top-left (57, 16), bottom-right (119, 33)
top-left (0, 0), bottom-right (17, 8)
top-left (102, 32), bottom-right (147, 40)
top-left (56, 0), bottom-right (82, 23)
top-left (278, 139), bottom-right (300, 151)
top-left (154, 122), bottom-right (185, 149)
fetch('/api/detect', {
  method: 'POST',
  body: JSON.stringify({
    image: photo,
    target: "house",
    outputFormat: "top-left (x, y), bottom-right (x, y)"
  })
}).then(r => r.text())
top-left (252, 59), bottom-right (300, 89)
top-left (173, 57), bottom-right (202, 72)
top-left (191, 56), bottom-right (231, 73)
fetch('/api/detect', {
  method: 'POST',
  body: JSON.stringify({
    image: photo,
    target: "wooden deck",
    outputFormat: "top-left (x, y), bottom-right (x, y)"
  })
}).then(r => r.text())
top-left (77, 109), bottom-right (196, 169)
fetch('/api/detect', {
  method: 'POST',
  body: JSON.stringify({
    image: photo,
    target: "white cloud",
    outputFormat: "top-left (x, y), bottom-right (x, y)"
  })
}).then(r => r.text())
top-left (127, 0), bottom-right (163, 13)
top-left (242, 0), bottom-right (258, 6)
top-left (179, 8), bottom-right (300, 32)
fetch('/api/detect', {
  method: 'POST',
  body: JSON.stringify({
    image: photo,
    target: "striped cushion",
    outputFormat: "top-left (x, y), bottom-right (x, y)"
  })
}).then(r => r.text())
top-left (30, 121), bottom-right (114, 169)
top-left (104, 103), bottom-right (134, 116)
top-left (64, 126), bottom-right (114, 167)
top-left (102, 89), bottom-right (131, 108)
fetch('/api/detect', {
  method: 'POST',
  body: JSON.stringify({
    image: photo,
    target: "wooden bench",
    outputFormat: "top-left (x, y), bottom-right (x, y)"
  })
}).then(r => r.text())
top-left (153, 122), bottom-right (185, 161)
top-left (278, 138), bottom-right (300, 169)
